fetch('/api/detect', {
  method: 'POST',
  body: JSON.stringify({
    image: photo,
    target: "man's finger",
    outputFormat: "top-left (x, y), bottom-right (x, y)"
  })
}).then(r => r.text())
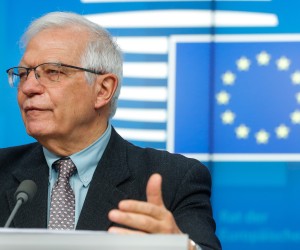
top-left (118, 200), bottom-right (163, 218)
top-left (108, 226), bottom-right (145, 234)
top-left (108, 209), bottom-right (163, 233)
top-left (146, 173), bottom-right (164, 206)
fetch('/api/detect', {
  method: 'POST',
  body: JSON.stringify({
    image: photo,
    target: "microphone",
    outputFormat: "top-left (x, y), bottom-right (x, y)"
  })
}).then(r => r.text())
top-left (4, 180), bottom-right (37, 228)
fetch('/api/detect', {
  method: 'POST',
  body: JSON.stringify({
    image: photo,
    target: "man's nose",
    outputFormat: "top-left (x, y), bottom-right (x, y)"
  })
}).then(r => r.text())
top-left (19, 70), bottom-right (43, 95)
top-left (27, 69), bottom-right (39, 80)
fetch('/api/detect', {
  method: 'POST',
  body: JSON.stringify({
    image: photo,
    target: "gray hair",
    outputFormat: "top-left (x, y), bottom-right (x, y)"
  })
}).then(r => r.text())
top-left (21, 11), bottom-right (123, 118)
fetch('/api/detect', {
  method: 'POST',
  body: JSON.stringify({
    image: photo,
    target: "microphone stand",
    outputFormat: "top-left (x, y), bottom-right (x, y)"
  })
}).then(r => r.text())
top-left (4, 199), bottom-right (23, 228)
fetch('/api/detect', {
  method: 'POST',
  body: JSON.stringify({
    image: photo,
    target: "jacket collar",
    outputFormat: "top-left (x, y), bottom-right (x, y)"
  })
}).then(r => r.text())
top-left (77, 127), bottom-right (138, 230)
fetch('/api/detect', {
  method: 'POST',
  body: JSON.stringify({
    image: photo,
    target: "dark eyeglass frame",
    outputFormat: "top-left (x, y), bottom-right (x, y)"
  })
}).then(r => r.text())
top-left (6, 62), bottom-right (105, 87)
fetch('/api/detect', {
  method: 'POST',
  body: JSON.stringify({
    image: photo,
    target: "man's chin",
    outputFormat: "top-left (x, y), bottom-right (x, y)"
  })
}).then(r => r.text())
top-left (26, 126), bottom-right (52, 140)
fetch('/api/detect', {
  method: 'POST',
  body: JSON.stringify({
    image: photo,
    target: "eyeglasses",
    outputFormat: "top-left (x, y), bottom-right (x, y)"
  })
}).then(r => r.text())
top-left (6, 62), bottom-right (104, 88)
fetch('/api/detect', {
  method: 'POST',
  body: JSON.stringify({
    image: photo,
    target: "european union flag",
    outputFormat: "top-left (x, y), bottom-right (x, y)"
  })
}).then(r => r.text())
top-left (213, 36), bottom-right (300, 153)
top-left (168, 35), bottom-right (300, 155)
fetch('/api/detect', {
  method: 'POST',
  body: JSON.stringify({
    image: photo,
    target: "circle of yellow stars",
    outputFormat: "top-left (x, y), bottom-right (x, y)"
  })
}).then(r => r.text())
top-left (217, 51), bottom-right (300, 144)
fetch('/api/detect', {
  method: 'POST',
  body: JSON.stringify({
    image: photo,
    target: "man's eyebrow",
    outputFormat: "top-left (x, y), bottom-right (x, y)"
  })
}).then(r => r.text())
top-left (18, 61), bottom-right (31, 67)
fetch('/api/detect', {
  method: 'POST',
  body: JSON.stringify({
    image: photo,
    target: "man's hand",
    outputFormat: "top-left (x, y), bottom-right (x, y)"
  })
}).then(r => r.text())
top-left (108, 173), bottom-right (198, 250)
top-left (108, 173), bottom-right (182, 234)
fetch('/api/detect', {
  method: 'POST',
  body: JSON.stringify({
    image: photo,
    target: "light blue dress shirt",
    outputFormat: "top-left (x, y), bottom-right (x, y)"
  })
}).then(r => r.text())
top-left (43, 124), bottom-right (112, 227)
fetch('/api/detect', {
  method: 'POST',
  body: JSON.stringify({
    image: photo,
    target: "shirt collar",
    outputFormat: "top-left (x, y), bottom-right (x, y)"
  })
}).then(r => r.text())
top-left (43, 124), bottom-right (112, 186)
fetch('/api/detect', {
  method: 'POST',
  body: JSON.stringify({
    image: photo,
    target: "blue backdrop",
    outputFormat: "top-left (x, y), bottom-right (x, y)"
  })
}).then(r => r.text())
top-left (1, 1), bottom-right (300, 249)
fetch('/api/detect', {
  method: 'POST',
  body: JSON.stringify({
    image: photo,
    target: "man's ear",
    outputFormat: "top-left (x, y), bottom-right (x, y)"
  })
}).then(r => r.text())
top-left (94, 74), bottom-right (118, 109)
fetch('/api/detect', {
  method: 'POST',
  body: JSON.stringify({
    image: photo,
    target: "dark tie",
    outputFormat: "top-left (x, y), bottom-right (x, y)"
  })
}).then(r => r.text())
top-left (48, 157), bottom-right (77, 230)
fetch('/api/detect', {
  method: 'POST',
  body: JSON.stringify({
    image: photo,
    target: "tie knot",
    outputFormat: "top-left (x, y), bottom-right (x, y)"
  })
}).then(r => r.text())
top-left (53, 157), bottom-right (77, 179)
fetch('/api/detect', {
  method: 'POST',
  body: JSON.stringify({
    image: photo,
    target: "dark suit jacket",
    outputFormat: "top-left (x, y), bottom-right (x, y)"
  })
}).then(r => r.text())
top-left (0, 128), bottom-right (221, 250)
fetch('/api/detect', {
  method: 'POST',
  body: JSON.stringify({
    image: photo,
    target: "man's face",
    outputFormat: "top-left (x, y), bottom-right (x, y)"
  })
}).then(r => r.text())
top-left (18, 28), bottom-right (100, 148)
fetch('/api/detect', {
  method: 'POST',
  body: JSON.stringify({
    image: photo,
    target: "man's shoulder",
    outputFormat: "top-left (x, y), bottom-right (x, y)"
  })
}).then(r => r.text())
top-left (126, 141), bottom-right (209, 175)
top-left (111, 128), bottom-right (208, 172)
top-left (134, 145), bottom-right (201, 165)
top-left (0, 142), bottom-right (41, 161)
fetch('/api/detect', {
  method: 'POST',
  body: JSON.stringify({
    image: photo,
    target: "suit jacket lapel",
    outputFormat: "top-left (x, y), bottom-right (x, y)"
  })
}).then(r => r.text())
top-left (6, 144), bottom-right (49, 228)
top-left (77, 128), bottom-right (138, 231)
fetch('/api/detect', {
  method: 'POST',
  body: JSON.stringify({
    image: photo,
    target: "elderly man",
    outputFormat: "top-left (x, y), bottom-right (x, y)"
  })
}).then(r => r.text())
top-left (0, 12), bottom-right (221, 250)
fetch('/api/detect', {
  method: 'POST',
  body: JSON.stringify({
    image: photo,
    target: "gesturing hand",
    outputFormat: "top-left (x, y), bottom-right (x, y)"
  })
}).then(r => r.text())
top-left (108, 173), bottom-right (182, 234)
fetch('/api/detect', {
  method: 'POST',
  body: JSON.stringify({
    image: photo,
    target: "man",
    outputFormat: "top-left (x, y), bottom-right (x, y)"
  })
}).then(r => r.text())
top-left (0, 12), bottom-right (221, 250)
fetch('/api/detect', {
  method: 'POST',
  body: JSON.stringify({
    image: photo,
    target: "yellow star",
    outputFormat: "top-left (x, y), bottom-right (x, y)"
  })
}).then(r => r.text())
top-left (236, 56), bottom-right (251, 71)
top-left (235, 124), bottom-right (250, 139)
top-left (216, 91), bottom-right (230, 105)
top-left (256, 51), bottom-right (271, 66)
top-left (276, 56), bottom-right (291, 71)
top-left (275, 124), bottom-right (290, 139)
top-left (221, 110), bottom-right (235, 124)
top-left (221, 71), bottom-right (236, 85)
top-left (290, 110), bottom-right (300, 124)
top-left (291, 71), bottom-right (300, 85)
top-left (255, 129), bottom-right (270, 144)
